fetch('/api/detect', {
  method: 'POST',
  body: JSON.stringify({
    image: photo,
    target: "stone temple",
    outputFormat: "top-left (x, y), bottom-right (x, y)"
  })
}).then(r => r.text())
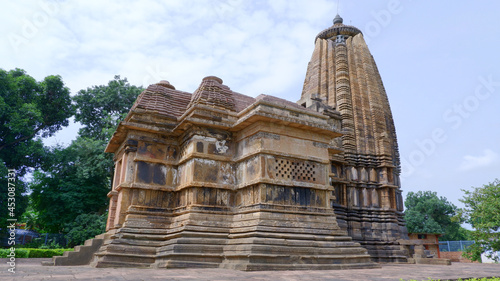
top-left (59, 15), bottom-right (409, 269)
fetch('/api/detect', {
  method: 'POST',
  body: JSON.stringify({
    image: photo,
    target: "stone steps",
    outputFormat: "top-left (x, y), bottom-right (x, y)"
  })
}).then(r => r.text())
top-left (222, 244), bottom-right (370, 256)
top-left (88, 209), bottom-right (383, 270)
top-left (228, 230), bottom-right (354, 240)
top-left (92, 251), bottom-right (156, 264)
top-left (158, 243), bottom-right (225, 254)
top-left (92, 216), bottom-right (231, 268)
top-left (221, 262), bottom-right (379, 271)
top-left (41, 233), bottom-right (112, 266)
top-left (225, 237), bottom-right (360, 247)
top-left (222, 252), bottom-right (373, 261)
top-left (359, 241), bottom-right (408, 263)
top-left (154, 233), bottom-right (228, 268)
top-left (93, 260), bottom-right (152, 268)
top-left (90, 231), bottom-right (161, 268)
top-left (219, 210), bottom-right (377, 270)
top-left (154, 260), bottom-right (220, 269)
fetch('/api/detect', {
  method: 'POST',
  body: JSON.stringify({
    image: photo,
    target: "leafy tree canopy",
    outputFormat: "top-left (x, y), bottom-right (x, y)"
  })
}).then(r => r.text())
top-left (404, 190), bottom-right (468, 241)
top-left (30, 137), bottom-right (112, 233)
top-left (29, 76), bottom-right (142, 235)
top-left (73, 75), bottom-right (143, 140)
top-left (0, 161), bottom-right (29, 229)
top-left (0, 68), bottom-right (72, 228)
top-left (460, 179), bottom-right (500, 262)
top-left (0, 68), bottom-right (73, 174)
top-left (65, 213), bottom-right (107, 247)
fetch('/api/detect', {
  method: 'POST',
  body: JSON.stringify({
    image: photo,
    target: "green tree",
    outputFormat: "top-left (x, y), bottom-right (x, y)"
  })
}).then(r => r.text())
top-left (0, 68), bottom-right (73, 229)
top-left (65, 213), bottom-right (107, 247)
top-left (0, 161), bottom-right (29, 229)
top-left (0, 68), bottom-right (73, 173)
top-left (29, 76), bottom-right (142, 235)
top-left (404, 191), bottom-right (468, 241)
top-left (460, 179), bottom-right (500, 262)
top-left (73, 75), bottom-right (142, 140)
top-left (20, 198), bottom-right (40, 232)
top-left (30, 138), bottom-right (112, 233)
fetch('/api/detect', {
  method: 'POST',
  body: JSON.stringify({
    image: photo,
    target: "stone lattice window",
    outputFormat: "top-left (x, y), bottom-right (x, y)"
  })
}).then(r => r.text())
top-left (274, 158), bottom-right (317, 182)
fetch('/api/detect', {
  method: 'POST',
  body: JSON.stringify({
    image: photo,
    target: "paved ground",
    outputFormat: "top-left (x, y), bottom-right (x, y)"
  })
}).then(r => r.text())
top-left (1, 259), bottom-right (499, 281)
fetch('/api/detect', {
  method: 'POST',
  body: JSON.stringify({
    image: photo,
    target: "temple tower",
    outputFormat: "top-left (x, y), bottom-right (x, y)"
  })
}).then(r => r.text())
top-left (298, 15), bottom-right (407, 262)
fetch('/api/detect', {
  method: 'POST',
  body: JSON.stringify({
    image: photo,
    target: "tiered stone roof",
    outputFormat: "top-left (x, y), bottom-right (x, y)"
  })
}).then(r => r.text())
top-left (129, 76), bottom-right (321, 120)
top-left (131, 81), bottom-right (191, 119)
top-left (188, 76), bottom-right (237, 111)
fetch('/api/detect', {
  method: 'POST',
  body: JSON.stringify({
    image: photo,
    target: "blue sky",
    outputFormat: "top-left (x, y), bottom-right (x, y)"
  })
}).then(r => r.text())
top-left (1, 0), bottom-right (499, 208)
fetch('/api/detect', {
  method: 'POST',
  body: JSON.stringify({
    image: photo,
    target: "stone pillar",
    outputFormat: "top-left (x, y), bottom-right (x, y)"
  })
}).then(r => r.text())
top-left (106, 140), bottom-right (138, 230)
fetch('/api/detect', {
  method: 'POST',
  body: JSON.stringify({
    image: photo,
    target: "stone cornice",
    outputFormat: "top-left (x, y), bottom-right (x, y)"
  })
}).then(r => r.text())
top-left (315, 24), bottom-right (362, 41)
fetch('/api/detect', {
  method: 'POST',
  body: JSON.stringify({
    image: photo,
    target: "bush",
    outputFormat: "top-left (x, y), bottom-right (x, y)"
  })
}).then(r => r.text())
top-left (0, 248), bottom-right (29, 258)
top-left (0, 248), bottom-right (73, 258)
top-left (26, 248), bottom-right (71, 258)
top-left (16, 248), bottom-right (29, 258)
top-left (65, 213), bottom-right (106, 247)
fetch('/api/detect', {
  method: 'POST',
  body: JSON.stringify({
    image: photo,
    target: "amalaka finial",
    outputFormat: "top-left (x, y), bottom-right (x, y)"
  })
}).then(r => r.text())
top-left (333, 14), bottom-right (343, 25)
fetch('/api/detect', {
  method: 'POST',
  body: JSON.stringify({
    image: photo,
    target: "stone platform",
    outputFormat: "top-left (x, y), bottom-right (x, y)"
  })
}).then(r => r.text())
top-left (2, 259), bottom-right (499, 280)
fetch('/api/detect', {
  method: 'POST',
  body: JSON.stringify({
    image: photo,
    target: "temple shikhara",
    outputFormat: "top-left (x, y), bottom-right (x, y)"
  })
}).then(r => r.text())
top-left (51, 15), bottom-right (412, 269)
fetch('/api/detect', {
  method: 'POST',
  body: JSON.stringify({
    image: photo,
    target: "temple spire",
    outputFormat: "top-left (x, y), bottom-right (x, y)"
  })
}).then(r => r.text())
top-left (298, 17), bottom-right (406, 262)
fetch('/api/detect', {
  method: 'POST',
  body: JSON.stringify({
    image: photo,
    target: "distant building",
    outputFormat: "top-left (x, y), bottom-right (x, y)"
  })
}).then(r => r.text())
top-left (408, 233), bottom-right (441, 258)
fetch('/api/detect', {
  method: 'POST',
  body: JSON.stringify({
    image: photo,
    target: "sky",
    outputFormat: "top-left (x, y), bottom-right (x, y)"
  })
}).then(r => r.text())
top-left (1, 0), bottom-right (499, 208)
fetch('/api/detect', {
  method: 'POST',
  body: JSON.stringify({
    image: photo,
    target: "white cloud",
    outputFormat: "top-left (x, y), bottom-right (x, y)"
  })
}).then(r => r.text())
top-left (1, 0), bottom-right (337, 98)
top-left (458, 149), bottom-right (499, 171)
